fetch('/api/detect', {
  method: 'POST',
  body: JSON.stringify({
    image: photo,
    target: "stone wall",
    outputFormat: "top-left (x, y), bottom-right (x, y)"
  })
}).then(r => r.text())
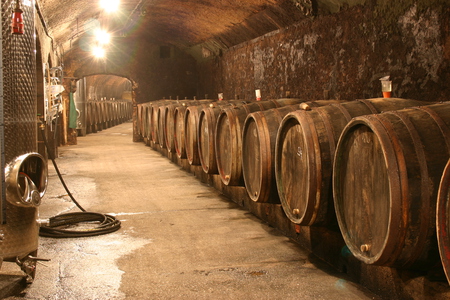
top-left (197, 3), bottom-right (450, 103)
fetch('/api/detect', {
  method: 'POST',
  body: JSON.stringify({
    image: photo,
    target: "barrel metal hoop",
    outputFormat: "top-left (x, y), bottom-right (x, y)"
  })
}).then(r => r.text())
top-left (314, 108), bottom-right (337, 158)
top-left (333, 103), bottom-right (353, 122)
top-left (386, 110), bottom-right (431, 267)
top-left (358, 99), bottom-right (379, 114)
top-left (414, 105), bottom-right (450, 156)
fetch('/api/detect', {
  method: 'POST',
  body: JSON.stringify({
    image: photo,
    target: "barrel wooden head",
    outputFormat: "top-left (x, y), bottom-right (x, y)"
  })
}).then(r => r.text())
top-left (174, 106), bottom-right (188, 159)
top-left (164, 104), bottom-right (178, 152)
top-left (242, 106), bottom-right (297, 203)
top-left (275, 109), bottom-right (332, 225)
top-left (150, 104), bottom-right (160, 144)
top-left (333, 103), bottom-right (450, 269)
top-left (198, 106), bottom-right (222, 174)
top-left (143, 105), bottom-right (152, 141)
top-left (157, 106), bottom-right (167, 149)
top-left (185, 105), bottom-right (207, 165)
top-left (215, 107), bottom-right (242, 185)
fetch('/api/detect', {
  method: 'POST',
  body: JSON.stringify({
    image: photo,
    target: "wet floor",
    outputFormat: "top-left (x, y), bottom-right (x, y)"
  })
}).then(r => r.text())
top-left (1, 121), bottom-right (381, 299)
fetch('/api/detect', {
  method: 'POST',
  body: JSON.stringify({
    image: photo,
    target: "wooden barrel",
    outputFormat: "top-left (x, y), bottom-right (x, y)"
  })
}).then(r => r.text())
top-left (150, 101), bottom-right (162, 144)
top-left (241, 100), bottom-right (345, 203)
top-left (185, 103), bottom-right (212, 165)
top-left (437, 158), bottom-right (450, 283)
top-left (142, 104), bottom-right (152, 142)
top-left (437, 159), bottom-right (450, 284)
top-left (153, 99), bottom-right (189, 146)
top-left (198, 101), bottom-right (246, 174)
top-left (242, 99), bottom-right (346, 203)
top-left (333, 102), bottom-right (450, 269)
top-left (198, 106), bottom-right (221, 173)
top-left (157, 105), bottom-right (169, 148)
top-left (242, 105), bottom-right (298, 202)
top-left (174, 105), bottom-right (188, 158)
top-left (215, 100), bottom-right (292, 186)
top-left (275, 98), bottom-right (429, 226)
top-left (164, 104), bottom-right (178, 152)
top-left (150, 100), bottom-right (171, 144)
top-left (165, 100), bottom-right (213, 153)
top-left (137, 103), bottom-right (149, 139)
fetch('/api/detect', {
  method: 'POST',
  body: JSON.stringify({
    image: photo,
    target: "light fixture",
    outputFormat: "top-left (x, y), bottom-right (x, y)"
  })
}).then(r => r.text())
top-left (100, 0), bottom-right (120, 13)
top-left (92, 46), bottom-right (105, 58)
top-left (95, 29), bottom-right (110, 45)
top-left (11, 0), bottom-right (24, 35)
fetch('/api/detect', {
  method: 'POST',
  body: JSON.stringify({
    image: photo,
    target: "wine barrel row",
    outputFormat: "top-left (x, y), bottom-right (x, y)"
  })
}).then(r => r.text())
top-left (242, 100), bottom-right (347, 204)
top-left (136, 98), bottom-right (450, 277)
top-left (86, 100), bottom-right (132, 134)
top-left (274, 98), bottom-right (428, 226)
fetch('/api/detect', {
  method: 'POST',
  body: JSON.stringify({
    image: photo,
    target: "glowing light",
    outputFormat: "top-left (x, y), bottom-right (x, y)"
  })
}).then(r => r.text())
top-left (92, 46), bottom-right (106, 58)
top-left (100, 0), bottom-right (120, 13)
top-left (95, 29), bottom-right (110, 45)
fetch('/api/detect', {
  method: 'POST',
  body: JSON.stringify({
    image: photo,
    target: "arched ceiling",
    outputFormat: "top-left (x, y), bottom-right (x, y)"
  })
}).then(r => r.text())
top-left (38, 0), bottom-right (366, 61)
top-left (84, 75), bottom-right (132, 100)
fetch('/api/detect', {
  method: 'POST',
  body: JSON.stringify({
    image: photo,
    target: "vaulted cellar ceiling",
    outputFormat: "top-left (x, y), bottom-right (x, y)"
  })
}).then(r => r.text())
top-left (38, 0), bottom-right (366, 59)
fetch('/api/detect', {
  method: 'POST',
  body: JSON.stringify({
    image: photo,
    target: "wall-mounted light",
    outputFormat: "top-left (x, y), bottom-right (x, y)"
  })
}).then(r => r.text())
top-left (100, 0), bottom-right (120, 13)
top-left (11, 0), bottom-right (24, 35)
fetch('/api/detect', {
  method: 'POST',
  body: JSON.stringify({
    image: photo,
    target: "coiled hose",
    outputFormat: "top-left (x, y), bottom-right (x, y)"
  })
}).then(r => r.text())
top-left (39, 124), bottom-right (121, 238)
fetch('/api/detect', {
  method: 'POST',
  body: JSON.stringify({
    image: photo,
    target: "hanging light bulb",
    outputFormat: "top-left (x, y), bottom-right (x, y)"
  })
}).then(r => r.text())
top-left (92, 46), bottom-right (106, 58)
top-left (11, 0), bottom-right (24, 35)
top-left (100, 0), bottom-right (120, 13)
top-left (95, 29), bottom-right (110, 45)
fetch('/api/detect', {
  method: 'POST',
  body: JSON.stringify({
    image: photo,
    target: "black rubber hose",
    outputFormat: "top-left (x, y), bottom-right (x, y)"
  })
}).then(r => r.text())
top-left (39, 212), bottom-right (121, 238)
top-left (39, 125), bottom-right (121, 238)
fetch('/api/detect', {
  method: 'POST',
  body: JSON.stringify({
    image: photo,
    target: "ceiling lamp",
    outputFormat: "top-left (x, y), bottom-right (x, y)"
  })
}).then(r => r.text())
top-left (100, 0), bottom-right (120, 13)
top-left (92, 46), bottom-right (105, 58)
top-left (95, 29), bottom-right (110, 45)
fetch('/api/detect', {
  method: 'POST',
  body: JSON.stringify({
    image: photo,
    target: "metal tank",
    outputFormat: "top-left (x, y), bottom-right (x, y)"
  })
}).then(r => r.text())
top-left (1, 0), bottom-right (48, 282)
top-left (74, 77), bottom-right (87, 136)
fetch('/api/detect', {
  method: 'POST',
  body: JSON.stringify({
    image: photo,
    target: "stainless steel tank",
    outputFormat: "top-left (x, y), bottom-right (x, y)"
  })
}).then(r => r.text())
top-left (75, 77), bottom-right (87, 136)
top-left (1, 0), bottom-right (48, 282)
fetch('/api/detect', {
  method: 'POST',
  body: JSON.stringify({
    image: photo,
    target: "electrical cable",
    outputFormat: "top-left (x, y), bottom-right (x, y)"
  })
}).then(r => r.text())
top-left (39, 125), bottom-right (121, 238)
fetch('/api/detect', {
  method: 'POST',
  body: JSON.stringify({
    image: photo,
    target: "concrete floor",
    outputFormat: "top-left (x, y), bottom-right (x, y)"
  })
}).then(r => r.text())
top-left (1, 121), bottom-right (381, 299)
